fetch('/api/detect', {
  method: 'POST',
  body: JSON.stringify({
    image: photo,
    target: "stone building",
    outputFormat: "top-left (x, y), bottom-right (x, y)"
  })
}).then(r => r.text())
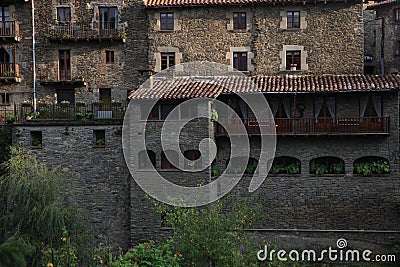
top-left (365, 0), bottom-right (400, 74)
top-left (9, 0), bottom-right (400, 253)
top-left (0, 0), bottom-right (33, 124)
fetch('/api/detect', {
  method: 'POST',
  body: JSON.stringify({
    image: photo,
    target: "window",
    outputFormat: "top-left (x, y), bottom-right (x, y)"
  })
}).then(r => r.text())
top-left (31, 131), bottom-right (42, 148)
top-left (106, 50), bottom-right (114, 64)
top-left (314, 96), bottom-right (335, 119)
top-left (360, 96), bottom-right (381, 121)
top-left (394, 8), bottom-right (400, 22)
top-left (233, 12), bottom-right (246, 30)
top-left (287, 11), bottom-right (300, 29)
top-left (310, 157), bottom-right (344, 175)
top-left (56, 89), bottom-right (75, 105)
top-left (57, 7), bottom-right (71, 23)
top-left (233, 52), bottom-right (247, 71)
top-left (0, 92), bottom-right (10, 105)
top-left (270, 156), bottom-right (300, 174)
top-left (161, 150), bottom-right (178, 169)
top-left (184, 150), bottom-right (201, 170)
top-left (59, 50), bottom-right (71, 81)
top-left (354, 156), bottom-right (389, 176)
top-left (160, 12), bottom-right (174, 30)
top-left (99, 7), bottom-right (118, 30)
top-left (286, 50), bottom-right (301, 70)
top-left (139, 150), bottom-right (156, 169)
top-left (161, 52), bottom-right (175, 70)
top-left (226, 157), bottom-right (258, 174)
top-left (181, 103), bottom-right (197, 119)
top-left (93, 130), bottom-right (105, 147)
top-left (0, 6), bottom-right (9, 23)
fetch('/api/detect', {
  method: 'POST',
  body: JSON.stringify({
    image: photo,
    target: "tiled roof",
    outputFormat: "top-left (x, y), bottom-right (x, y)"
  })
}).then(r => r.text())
top-left (367, 0), bottom-right (399, 9)
top-left (129, 74), bottom-right (400, 100)
top-left (144, 0), bottom-right (346, 8)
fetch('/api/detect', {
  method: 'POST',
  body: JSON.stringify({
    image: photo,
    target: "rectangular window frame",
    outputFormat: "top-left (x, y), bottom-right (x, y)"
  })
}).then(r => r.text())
top-left (160, 12), bottom-right (174, 31)
top-left (105, 50), bottom-right (115, 64)
top-left (57, 7), bottom-right (71, 23)
top-left (233, 12), bottom-right (246, 30)
top-left (0, 92), bottom-right (11, 106)
top-left (286, 50), bottom-right (301, 70)
top-left (161, 52), bottom-right (175, 70)
top-left (93, 130), bottom-right (106, 147)
top-left (233, 52), bottom-right (248, 71)
top-left (58, 49), bottom-right (71, 81)
top-left (394, 8), bottom-right (400, 22)
top-left (30, 131), bottom-right (42, 148)
top-left (99, 6), bottom-right (118, 30)
top-left (287, 11), bottom-right (300, 29)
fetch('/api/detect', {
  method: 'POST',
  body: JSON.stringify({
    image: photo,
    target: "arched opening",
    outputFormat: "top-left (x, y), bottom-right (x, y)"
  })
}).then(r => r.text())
top-left (310, 156), bottom-right (344, 175)
top-left (161, 150), bottom-right (179, 170)
top-left (184, 150), bottom-right (201, 169)
top-left (353, 156), bottom-right (389, 176)
top-left (226, 157), bottom-right (258, 174)
top-left (138, 150), bottom-right (156, 169)
top-left (270, 156), bottom-right (300, 174)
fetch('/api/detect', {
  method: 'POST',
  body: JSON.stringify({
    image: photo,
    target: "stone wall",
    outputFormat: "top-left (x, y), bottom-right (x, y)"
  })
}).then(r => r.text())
top-left (368, 3), bottom-right (400, 74)
top-left (12, 123), bottom-right (131, 248)
top-left (0, 1), bottom-right (33, 120)
top-left (11, 90), bottom-right (400, 250)
top-left (147, 2), bottom-right (364, 75)
top-left (34, 0), bottom-right (148, 104)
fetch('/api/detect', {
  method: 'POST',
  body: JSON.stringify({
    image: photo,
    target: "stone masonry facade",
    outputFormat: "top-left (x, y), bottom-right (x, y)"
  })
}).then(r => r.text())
top-left (7, 0), bottom-right (400, 253)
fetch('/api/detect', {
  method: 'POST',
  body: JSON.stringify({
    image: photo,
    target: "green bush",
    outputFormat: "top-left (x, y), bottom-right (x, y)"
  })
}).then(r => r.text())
top-left (156, 198), bottom-right (262, 267)
top-left (354, 160), bottom-right (389, 176)
top-left (0, 237), bottom-right (34, 267)
top-left (110, 239), bottom-right (182, 267)
top-left (0, 147), bottom-right (93, 266)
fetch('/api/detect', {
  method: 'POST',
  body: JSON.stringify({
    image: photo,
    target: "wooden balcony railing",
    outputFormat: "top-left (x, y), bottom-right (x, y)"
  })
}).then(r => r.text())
top-left (0, 21), bottom-right (20, 40)
top-left (46, 23), bottom-right (126, 42)
top-left (0, 63), bottom-right (20, 79)
top-left (14, 103), bottom-right (126, 123)
top-left (215, 117), bottom-right (391, 136)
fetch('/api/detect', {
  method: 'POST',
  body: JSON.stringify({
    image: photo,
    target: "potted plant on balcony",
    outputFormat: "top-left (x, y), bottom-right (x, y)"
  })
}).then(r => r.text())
top-left (60, 100), bottom-right (70, 107)
top-left (290, 63), bottom-right (297, 71)
top-left (76, 100), bottom-right (86, 107)
top-left (75, 75), bottom-right (85, 82)
top-left (22, 100), bottom-right (32, 107)
top-left (95, 138), bottom-right (105, 147)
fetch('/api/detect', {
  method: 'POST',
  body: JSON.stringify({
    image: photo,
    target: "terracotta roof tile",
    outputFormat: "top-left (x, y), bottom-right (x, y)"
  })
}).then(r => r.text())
top-left (144, 0), bottom-right (347, 7)
top-left (129, 74), bottom-right (400, 100)
top-left (367, 0), bottom-right (399, 9)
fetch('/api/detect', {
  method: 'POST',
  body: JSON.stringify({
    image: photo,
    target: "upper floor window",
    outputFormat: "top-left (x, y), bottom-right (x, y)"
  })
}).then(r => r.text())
top-left (287, 11), bottom-right (300, 29)
top-left (233, 52), bottom-right (247, 71)
top-left (360, 96), bottom-right (381, 120)
top-left (314, 96), bottom-right (335, 119)
top-left (0, 92), bottom-right (10, 105)
top-left (233, 12), bottom-right (246, 30)
top-left (160, 12), bottom-right (174, 30)
top-left (0, 7), bottom-right (9, 23)
top-left (106, 50), bottom-right (114, 64)
top-left (99, 7), bottom-right (118, 30)
top-left (58, 50), bottom-right (71, 81)
top-left (161, 52), bottom-right (175, 70)
top-left (286, 50), bottom-right (301, 70)
top-left (57, 7), bottom-right (71, 23)
top-left (394, 8), bottom-right (400, 22)
top-left (161, 150), bottom-right (178, 170)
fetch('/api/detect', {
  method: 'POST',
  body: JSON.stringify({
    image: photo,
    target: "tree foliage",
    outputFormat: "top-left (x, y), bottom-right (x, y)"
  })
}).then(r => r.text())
top-left (0, 147), bottom-right (92, 266)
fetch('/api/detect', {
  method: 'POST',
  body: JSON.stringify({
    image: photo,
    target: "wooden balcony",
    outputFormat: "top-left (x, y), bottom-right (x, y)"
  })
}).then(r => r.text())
top-left (46, 23), bottom-right (126, 42)
top-left (0, 21), bottom-right (20, 41)
top-left (0, 63), bottom-right (21, 82)
top-left (215, 117), bottom-right (391, 136)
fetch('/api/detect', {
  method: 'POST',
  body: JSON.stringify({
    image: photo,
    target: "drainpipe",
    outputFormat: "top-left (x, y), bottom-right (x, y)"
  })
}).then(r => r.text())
top-left (379, 17), bottom-right (385, 75)
top-left (31, 0), bottom-right (37, 112)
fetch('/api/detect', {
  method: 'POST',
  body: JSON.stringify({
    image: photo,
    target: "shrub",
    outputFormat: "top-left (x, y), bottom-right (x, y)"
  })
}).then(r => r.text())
top-left (109, 239), bottom-right (182, 267)
top-left (156, 198), bottom-right (262, 267)
top-left (0, 147), bottom-right (93, 266)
